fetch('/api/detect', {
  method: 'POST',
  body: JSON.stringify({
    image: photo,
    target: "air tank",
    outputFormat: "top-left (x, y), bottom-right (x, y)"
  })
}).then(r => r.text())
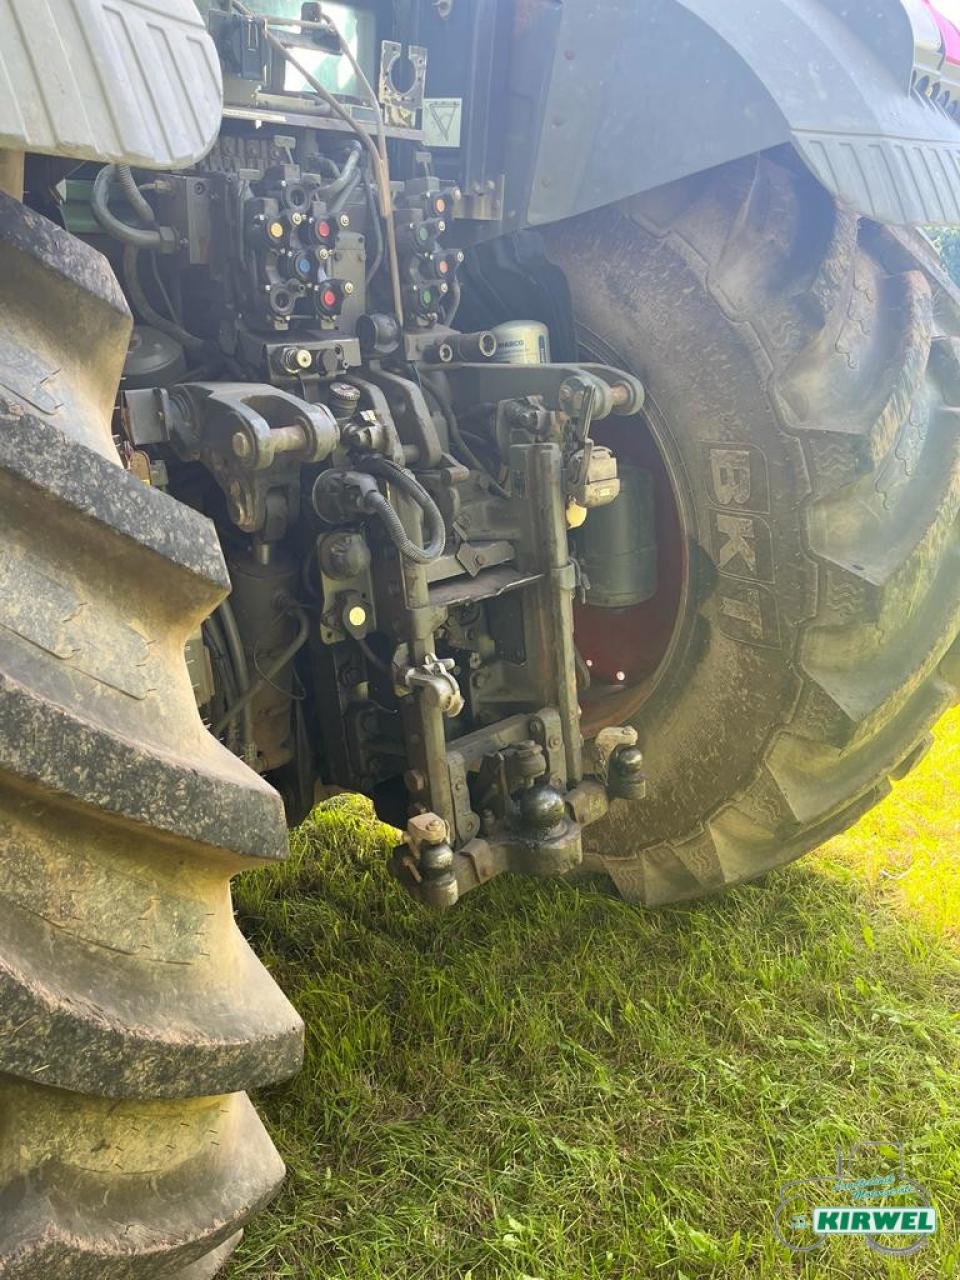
top-left (490, 320), bottom-right (551, 365)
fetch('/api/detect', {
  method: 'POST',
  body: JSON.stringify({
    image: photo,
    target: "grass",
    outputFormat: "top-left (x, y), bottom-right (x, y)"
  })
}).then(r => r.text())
top-left (228, 707), bottom-right (960, 1279)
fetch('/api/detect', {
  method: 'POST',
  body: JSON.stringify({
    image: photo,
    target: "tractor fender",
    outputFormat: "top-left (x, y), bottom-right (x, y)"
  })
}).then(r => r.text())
top-left (0, 0), bottom-right (222, 168)
top-left (513, 0), bottom-right (960, 229)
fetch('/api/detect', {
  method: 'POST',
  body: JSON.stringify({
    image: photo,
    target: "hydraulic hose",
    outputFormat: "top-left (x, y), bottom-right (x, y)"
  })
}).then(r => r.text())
top-left (313, 156), bottom-right (341, 180)
top-left (329, 172), bottom-right (363, 217)
top-left (443, 276), bottom-right (462, 326)
top-left (91, 164), bottom-right (169, 249)
top-left (115, 164), bottom-right (157, 226)
top-left (421, 372), bottom-right (509, 500)
top-left (122, 246), bottom-right (207, 352)
top-left (357, 455), bottom-right (446, 564)
top-left (318, 142), bottom-right (361, 199)
top-left (216, 598), bottom-right (256, 762)
top-left (366, 491), bottom-right (439, 565)
top-left (202, 614), bottom-right (241, 755)
top-left (213, 602), bottom-right (310, 737)
top-left (106, 162), bottom-right (204, 353)
top-left (363, 163), bottom-right (384, 284)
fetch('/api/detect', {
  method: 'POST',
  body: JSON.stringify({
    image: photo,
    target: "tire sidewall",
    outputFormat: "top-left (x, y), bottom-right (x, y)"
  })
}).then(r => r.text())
top-left (545, 199), bottom-right (816, 849)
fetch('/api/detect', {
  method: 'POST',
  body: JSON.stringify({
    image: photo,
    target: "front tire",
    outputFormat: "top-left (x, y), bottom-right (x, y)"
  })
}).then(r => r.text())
top-left (542, 151), bottom-right (960, 904)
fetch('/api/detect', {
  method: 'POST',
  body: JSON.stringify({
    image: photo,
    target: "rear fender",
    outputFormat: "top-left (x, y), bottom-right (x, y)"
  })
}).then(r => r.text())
top-left (0, 0), bottom-right (222, 168)
top-left (511, 0), bottom-right (960, 229)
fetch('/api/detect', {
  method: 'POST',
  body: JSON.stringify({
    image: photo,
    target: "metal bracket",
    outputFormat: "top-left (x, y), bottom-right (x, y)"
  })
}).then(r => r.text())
top-left (378, 41), bottom-right (428, 128)
top-left (163, 382), bottom-right (339, 537)
top-left (399, 652), bottom-right (465, 717)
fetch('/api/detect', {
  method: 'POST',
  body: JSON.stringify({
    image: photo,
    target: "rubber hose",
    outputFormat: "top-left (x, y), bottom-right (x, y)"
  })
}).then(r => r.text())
top-left (421, 373), bottom-right (509, 499)
top-left (329, 168), bottom-right (362, 216)
top-left (216, 598), bottom-right (256, 762)
top-left (122, 246), bottom-right (207, 352)
top-left (202, 615), bottom-right (241, 755)
top-left (317, 142), bottom-right (361, 198)
top-left (365, 491), bottom-right (441, 565)
top-left (92, 165), bottom-right (167, 249)
top-left (313, 156), bottom-right (341, 180)
top-left (358, 455), bottom-right (446, 563)
top-left (443, 276), bottom-right (462, 326)
top-left (363, 165), bottom-right (384, 284)
top-left (116, 164), bottom-right (157, 226)
top-left (213, 604), bottom-right (310, 736)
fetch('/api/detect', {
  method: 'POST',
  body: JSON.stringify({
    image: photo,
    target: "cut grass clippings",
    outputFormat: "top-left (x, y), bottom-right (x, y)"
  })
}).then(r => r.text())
top-left (229, 707), bottom-right (960, 1279)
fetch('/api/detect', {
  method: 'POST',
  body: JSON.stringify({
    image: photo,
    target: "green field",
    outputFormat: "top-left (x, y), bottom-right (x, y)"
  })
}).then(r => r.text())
top-left (229, 708), bottom-right (960, 1279)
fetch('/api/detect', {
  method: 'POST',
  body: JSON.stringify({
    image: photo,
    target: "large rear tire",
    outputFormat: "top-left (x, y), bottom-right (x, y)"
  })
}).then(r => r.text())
top-left (0, 197), bottom-right (303, 1274)
top-left (542, 151), bottom-right (960, 904)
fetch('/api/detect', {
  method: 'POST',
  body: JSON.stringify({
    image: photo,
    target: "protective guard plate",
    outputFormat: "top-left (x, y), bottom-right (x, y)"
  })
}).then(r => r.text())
top-left (0, 0), bottom-right (222, 168)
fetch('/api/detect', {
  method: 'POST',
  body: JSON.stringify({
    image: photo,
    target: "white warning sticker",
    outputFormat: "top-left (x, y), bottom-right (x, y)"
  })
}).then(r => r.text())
top-left (423, 98), bottom-right (463, 148)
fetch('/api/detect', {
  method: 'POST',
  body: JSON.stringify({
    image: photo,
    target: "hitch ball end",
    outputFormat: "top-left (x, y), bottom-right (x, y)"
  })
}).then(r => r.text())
top-left (396, 811), bottom-right (460, 909)
top-left (517, 783), bottom-right (567, 837)
top-left (608, 744), bottom-right (646, 801)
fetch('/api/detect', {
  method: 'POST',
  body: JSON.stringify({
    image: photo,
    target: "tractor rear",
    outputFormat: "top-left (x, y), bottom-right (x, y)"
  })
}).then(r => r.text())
top-left (1, 1), bottom-right (959, 1274)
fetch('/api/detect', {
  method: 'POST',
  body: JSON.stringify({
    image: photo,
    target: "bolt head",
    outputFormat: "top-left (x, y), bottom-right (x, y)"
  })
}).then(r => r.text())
top-left (339, 213), bottom-right (350, 228)
top-left (231, 431), bottom-right (252, 459)
top-left (422, 815), bottom-right (447, 843)
top-left (343, 281), bottom-right (355, 295)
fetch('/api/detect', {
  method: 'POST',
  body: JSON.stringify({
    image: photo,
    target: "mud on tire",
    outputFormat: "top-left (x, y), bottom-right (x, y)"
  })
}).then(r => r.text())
top-left (543, 151), bottom-right (960, 905)
top-left (0, 196), bottom-right (303, 1275)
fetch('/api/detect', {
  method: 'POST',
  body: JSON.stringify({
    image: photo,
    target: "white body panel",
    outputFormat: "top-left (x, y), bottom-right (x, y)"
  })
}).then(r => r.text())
top-left (0, 0), bottom-right (221, 167)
